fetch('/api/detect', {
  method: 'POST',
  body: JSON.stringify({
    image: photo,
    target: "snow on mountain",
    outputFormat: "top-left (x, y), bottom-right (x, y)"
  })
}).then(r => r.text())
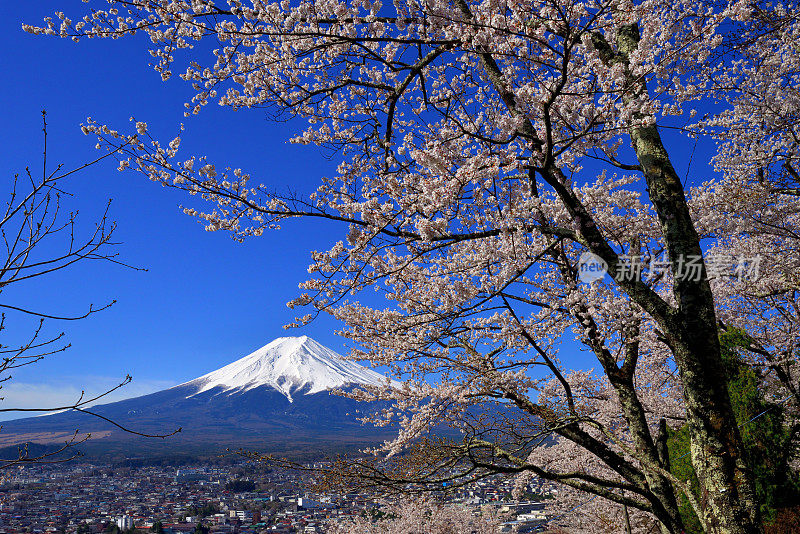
top-left (181, 336), bottom-right (391, 402)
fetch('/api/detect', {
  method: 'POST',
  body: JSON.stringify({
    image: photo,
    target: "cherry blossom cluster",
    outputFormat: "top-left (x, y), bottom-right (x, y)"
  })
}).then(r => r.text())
top-left (328, 497), bottom-right (507, 533)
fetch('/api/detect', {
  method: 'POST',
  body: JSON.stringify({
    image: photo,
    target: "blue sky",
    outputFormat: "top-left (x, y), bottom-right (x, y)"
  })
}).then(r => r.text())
top-left (0, 1), bottom-right (357, 418)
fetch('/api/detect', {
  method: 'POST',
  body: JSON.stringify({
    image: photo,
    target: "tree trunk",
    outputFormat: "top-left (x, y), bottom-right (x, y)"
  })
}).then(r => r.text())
top-left (616, 385), bottom-right (686, 534)
top-left (624, 502), bottom-right (633, 534)
top-left (612, 23), bottom-right (763, 534)
top-left (673, 334), bottom-right (761, 534)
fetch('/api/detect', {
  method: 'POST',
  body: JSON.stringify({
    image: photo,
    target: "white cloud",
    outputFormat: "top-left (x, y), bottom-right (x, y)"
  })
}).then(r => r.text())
top-left (0, 377), bottom-right (176, 421)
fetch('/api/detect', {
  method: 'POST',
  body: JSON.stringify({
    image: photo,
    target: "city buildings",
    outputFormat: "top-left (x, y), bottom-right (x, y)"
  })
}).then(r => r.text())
top-left (0, 461), bottom-right (554, 533)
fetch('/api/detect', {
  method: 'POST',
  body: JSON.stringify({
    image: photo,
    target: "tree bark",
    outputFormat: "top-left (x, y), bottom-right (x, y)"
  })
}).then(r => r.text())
top-left (624, 502), bottom-right (634, 534)
top-left (615, 385), bottom-right (686, 534)
top-left (615, 24), bottom-right (763, 533)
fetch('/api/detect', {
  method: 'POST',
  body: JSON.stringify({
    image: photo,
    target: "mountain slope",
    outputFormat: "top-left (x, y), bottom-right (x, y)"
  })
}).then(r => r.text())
top-left (0, 337), bottom-right (397, 458)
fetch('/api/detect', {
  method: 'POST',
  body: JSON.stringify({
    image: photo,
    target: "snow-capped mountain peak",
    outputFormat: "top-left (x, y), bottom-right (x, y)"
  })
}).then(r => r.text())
top-left (182, 336), bottom-right (389, 402)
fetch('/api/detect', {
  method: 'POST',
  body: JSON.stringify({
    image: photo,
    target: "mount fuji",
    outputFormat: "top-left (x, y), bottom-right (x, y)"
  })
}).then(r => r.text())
top-left (0, 336), bottom-right (399, 459)
top-left (184, 336), bottom-right (391, 401)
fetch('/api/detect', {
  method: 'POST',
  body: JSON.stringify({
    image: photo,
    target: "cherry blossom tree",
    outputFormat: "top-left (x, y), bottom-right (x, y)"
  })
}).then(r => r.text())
top-left (327, 497), bottom-right (507, 534)
top-left (25, 0), bottom-right (800, 532)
